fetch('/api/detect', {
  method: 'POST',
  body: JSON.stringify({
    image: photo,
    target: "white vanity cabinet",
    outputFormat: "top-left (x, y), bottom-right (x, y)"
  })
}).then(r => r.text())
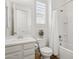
top-left (5, 45), bottom-right (23, 59)
top-left (23, 43), bottom-right (35, 59)
top-left (6, 52), bottom-right (22, 59)
top-left (5, 42), bottom-right (35, 59)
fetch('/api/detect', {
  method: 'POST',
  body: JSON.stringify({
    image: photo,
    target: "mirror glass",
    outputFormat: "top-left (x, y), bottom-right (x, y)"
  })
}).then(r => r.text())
top-left (5, 0), bottom-right (34, 38)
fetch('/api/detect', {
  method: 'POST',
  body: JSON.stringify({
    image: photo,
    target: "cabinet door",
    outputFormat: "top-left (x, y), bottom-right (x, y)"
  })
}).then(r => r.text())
top-left (24, 55), bottom-right (35, 59)
top-left (6, 52), bottom-right (22, 59)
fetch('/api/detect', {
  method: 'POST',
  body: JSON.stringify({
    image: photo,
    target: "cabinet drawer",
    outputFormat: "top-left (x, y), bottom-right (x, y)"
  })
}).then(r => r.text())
top-left (24, 43), bottom-right (35, 49)
top-left (24, 55), bottom-right (35, 59)
top-left (24, 49), bottom-right (35, 56)
top-left (6, 52), bottom-right (22, 59)
top-left (5, 45), bottom-right (22, 54)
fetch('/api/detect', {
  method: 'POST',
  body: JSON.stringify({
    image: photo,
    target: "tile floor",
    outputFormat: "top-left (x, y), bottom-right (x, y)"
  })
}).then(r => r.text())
top-left (50, 55), bottom-right (59, 59)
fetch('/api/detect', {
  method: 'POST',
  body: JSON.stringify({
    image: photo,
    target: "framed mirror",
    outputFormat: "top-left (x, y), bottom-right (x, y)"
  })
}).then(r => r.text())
top-left (5, 0), bottom-right (35, 38)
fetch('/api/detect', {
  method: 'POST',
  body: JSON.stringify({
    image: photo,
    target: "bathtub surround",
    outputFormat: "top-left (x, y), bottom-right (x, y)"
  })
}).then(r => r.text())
top-left (52, 0), bottom-right (73, 59)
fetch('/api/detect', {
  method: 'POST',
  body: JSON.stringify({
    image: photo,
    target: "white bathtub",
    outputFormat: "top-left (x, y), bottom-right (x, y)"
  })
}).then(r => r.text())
top-left (59, 46), bottom-right (73, 59)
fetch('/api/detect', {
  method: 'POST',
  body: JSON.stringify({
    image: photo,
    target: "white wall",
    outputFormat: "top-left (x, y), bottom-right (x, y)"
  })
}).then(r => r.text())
top-left (53, 0), bottom-right (73, 52)
top-left (65, 1), bottom-right (73, 51)
top-left (53, 0), bottom-right (72, 10)
top-left (60, 1), bottom-right (73, 51)
top-left (33, 0), bottom-right (49, 39)
top-left (6, 0), bottom-right (13, 37)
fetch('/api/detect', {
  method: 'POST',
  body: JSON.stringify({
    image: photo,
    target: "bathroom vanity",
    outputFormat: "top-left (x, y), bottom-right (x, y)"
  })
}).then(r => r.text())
top-left (5, 37), bottom-right (36, 59)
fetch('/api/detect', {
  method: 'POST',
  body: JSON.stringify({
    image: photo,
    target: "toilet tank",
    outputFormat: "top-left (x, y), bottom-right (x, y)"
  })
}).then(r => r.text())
top-left (37, 38), bottom-right (47, 48)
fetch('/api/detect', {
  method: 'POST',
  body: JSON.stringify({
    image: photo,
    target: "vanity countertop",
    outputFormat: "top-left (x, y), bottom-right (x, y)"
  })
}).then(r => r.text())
top-left (5, 36), bottom-right (36, 46)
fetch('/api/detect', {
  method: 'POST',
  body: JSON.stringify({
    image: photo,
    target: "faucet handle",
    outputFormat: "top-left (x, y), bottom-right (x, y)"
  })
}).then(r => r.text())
top-left (59, 35), bottom-right (63, 41)
top-left (59, 35), bottom-right (62, 38)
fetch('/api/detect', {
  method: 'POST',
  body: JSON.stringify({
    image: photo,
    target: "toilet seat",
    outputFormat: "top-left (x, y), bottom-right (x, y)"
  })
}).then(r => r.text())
top-left (40, 47), bottom-right (52, 56)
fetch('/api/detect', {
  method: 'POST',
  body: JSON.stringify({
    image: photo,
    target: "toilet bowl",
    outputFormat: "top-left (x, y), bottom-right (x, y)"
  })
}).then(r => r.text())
top-left (37, 38), bottom-right (53, 59)
top-left (40, 47), bottom-right (52, 59)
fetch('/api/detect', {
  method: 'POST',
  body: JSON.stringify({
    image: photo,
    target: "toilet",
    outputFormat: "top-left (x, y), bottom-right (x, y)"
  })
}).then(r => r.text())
top-left (37, 38), bottom-right (53, 59)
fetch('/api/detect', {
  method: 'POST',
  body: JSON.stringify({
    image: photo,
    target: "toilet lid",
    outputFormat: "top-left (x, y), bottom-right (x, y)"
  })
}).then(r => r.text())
top-left (40, 47), bottom-right (52, 53)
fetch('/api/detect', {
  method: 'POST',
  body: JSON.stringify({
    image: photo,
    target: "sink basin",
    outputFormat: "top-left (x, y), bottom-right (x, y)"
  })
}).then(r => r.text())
top-left (17, 36), bottom-right (23, 39)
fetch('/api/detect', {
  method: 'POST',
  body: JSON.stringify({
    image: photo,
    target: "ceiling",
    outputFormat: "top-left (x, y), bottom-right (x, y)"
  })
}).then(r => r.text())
top-left (52, 0), bottom-right (72, 10)
top-left (9, 0), bottom-right (72, 10)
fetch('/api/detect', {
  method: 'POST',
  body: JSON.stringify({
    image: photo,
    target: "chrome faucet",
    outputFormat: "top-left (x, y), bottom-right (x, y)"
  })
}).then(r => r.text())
top-left (59, 35), bottom-right (63, 45)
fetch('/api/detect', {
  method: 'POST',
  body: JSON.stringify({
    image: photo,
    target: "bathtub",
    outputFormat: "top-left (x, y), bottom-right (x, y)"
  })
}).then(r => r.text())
top-left (59, 46), bottom-right (73, 59)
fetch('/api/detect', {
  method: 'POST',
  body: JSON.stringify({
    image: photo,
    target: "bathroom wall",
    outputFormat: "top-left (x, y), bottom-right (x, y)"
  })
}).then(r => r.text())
top-left (52, 0), bottom-right (73, 52)
top-left (53, 0), bottom-right (72, 10)
top-left (33, 0), bottom-right (49, 39)
top-left (6, 0), bottom-right (49, 39)
top-left (65, 1), bottom-right (73, 51)
top-left (59, 1), bottom-right (73, 51)
top-left (6, 0), bottom-right (13, 37)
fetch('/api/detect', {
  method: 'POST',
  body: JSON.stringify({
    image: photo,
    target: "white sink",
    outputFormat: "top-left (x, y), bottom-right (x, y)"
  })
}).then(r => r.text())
top-left (6, 36), bottom-right (36, 46)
